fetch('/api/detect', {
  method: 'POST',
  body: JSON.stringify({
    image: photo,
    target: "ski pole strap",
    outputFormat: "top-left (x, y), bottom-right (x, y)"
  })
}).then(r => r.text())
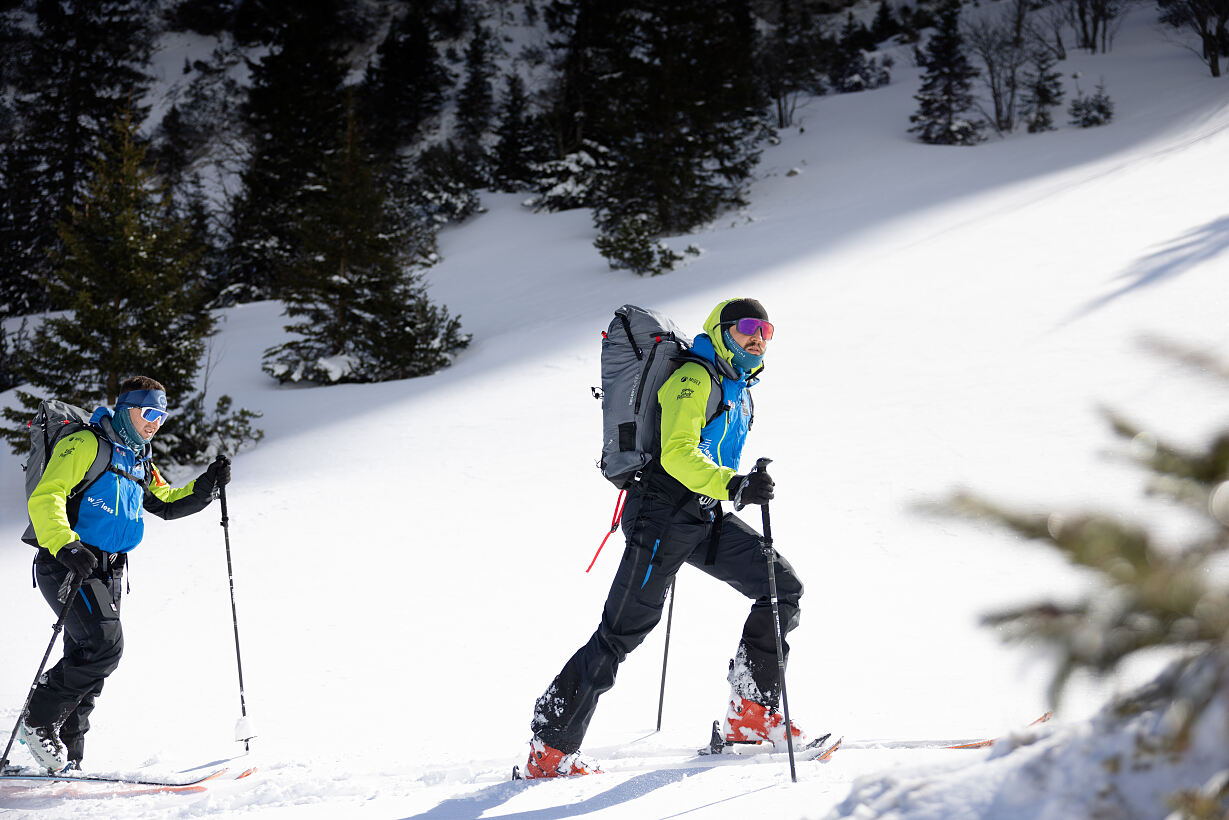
top-left (585, 490), bottom-right (627, 573)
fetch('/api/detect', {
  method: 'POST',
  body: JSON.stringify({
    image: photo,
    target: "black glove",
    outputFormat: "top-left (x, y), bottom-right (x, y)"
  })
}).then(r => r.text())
top-left (727, 469), bottom-right (775, 509)
top-left (55, 541), bottom-right (98, 578)
top-left (195, 456), bottom-right (231, 498)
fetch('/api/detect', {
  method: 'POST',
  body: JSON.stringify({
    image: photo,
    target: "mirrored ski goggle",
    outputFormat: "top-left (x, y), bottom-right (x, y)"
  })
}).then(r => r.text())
top-left (134, 406), bottom-right (169, 424)
top-left (722, 318), bottom-right (775, 341)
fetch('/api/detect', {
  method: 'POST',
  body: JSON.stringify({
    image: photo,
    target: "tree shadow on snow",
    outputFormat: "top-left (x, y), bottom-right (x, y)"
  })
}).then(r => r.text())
top-left (401, 767), bottom-right (710, 819)
top-left (1067, 214), bottom-right (1229, 321)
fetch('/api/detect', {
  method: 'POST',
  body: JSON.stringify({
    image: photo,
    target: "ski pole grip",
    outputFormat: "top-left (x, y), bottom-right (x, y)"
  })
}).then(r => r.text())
top-left (754, 457), bottom-right (773, 473)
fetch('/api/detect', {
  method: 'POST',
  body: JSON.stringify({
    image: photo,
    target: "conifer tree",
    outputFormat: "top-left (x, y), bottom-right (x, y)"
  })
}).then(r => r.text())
top-left (456, 21), bottom-right (497, 170)
top-left (758, 0), bottom-right (826, 127)
top-left (831, 12), bottom-right (891, 93)
top-left (262, 104), bottom-right (469, 386)
top-left (0, 0), bottom-right (153, 316)
top-left (542, 0), bottom-right (623, 157)
top-left (1021, 48), bottom-right (1065, 132)
top-left (1, 111), bottom-right (214, 452)
top-left (943, 340), bottom-right (1229, 732)
top-left (909, 0), bottom-right (984, 145)
top-left (227, 3), bottom-right (350, 302)
top-left (871, 0), bottom-right (901, 43)
top-left (1069, 77), bottom-right (1114, 127)
top-left (492, 73), bottom-right (542, 191)
top-left (358, 1), bottom-right (452, 165)
top-left (582, 0), bottom-right (767, 253)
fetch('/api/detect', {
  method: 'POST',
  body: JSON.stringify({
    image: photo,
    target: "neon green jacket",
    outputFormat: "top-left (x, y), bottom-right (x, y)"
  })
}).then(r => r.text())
top-left (28, 422), bottom-right (202, 556)
top-left (656, 299), bottom-right (763, 500)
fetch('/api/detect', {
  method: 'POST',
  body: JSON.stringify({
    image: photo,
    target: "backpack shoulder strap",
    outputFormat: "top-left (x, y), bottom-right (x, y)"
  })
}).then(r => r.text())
top-left (674, 352), bottom-right (727, 426)
top-left (69, 425), bottom-right (112, 499)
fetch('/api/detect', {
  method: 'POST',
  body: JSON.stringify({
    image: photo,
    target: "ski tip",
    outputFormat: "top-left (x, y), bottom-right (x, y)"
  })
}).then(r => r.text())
top-left (816, 737), bottom-right (842, 762)
top-left (236, 767), bottom-right (258, 779)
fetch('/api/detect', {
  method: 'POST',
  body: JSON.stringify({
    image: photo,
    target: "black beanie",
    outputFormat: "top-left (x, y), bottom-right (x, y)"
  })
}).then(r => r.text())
top-left (720, 298), bottom-right (769, 325)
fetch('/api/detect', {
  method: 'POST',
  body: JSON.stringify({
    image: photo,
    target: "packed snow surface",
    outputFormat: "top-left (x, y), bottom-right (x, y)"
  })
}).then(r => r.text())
top-left (3, 6), bottom-right (1228, 818)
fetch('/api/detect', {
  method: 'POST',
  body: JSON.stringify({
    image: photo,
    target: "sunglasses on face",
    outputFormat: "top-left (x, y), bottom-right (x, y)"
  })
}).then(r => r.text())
top-left (135, 406), bottom-right (169, 424)
top-left (723, 317), bottom-right (775, 341)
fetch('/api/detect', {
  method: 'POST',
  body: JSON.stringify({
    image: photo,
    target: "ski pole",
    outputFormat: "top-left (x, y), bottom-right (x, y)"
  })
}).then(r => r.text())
top-left (216, 456), bottom-right (254, 752)
top-left (0, 573), bottom-right (85, 772)
top-left (655, 579), bottom-right (676, 731)
top-left (755, 456), bottom-right (797, 783)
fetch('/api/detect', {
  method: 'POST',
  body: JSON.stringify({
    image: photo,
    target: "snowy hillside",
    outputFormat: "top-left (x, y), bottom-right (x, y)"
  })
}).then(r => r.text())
top-left (2, 4), bottom-right (1228, 818)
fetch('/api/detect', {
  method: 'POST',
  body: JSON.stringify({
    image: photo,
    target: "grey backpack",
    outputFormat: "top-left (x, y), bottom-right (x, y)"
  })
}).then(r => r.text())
top-left (595, 305), bottom-right (724, 489)
top-left (20, 400), bottom-right (112, 545)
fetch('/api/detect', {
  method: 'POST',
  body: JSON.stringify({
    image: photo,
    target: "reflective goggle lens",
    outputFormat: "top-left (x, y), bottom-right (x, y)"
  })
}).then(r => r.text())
top-left (731, 318), bottom-right (774, 340)
top-left (138, 406), bottom-right (169, 423)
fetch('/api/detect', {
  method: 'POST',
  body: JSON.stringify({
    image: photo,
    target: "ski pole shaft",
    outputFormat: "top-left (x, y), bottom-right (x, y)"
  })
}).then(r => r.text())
top-left (1, 573), bottom-right (84, 771)
top-left (755, 457), bottom-right (797, 783)
top-left (656, 579), bottom-right (676, 732)
top-left (217, 457), bottom-right (252, 752)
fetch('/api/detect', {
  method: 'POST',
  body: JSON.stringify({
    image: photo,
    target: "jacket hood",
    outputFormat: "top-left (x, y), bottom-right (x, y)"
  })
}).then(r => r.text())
top-left (701, 298), bottom-right (765, 379)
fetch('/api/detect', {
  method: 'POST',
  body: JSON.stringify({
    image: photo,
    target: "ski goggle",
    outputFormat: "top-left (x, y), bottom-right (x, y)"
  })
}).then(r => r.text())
top-left (722, 317), bottom-right (774, 340)
top-left (137, 406), bottom-right (169, 423)
top-left (125, 406), bottom-right (169, 424)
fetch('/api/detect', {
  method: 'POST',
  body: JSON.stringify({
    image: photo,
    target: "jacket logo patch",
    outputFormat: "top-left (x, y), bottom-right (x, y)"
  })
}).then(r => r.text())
top-left (87, 496), bottom-right (116, 515)
top-left (677, 388), bottom-right (694, 400)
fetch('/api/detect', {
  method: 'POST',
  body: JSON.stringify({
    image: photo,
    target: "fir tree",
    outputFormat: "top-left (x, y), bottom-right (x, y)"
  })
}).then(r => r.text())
top-left (542, 0), bottom-right (623, 156)
top-left (358, 1), bottom-right (452, 164)
top-left (831, 12), bottom-right (892, 93)
top-left (0, 320), bottom-right (29, 393)
top-left (871, 0), bottom-right (901, 43)
top-left (226, 2), bottom-right (351, 302)
top-left (149, 103), bottom-right (198, 188)
top-left (456, 21), bottom-right (497, 169)
top-left (1021, 48), bottom-right (1065, 132)
top-left (909, 0), bottom-right (984, 145)
top-left (262, 104), bottom-right (469, 386)
top-left (1, 111), bottom-right (214, 453)
top-left (0, 0), bottom-right (153, 316)
top-left (941, 340), bottom-right (1229, 756)
top-left (492, 73), bottom-right (542, 191)
top-left (758, 0), bottom-right (827, 128)
top-left (581, 0), bottom-right (768, 257)
top-left (1069, 76), bottom-right (1114, 127)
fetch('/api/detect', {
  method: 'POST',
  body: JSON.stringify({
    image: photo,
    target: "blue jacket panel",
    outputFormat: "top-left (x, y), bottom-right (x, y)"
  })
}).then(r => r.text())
top-left (690, 335), bottom-right (754, 472)
top-left (75, 408), bottom-right (150, 553)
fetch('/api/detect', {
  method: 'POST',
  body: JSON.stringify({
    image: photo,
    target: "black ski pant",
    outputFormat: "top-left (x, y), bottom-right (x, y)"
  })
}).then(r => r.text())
top-left (26, 549), bottom-right (125, 763)
top-left (531, 488), bottom-right (803, 755)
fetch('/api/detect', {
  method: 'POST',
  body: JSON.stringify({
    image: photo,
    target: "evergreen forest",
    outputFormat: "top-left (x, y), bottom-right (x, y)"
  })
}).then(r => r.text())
top-left (0, 0), bottom-right (1224, 457)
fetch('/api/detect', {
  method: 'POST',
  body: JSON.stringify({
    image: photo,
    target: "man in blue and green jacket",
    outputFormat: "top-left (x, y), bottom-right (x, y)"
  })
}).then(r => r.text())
top-left (525, 299), bottom-right (808, 778)
top-left (18, 375), bottom-right (231, 773)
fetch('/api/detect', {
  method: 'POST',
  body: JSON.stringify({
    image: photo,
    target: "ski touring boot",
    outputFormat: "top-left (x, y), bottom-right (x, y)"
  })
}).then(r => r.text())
top-left (515, 737), bottom-right (602, 780)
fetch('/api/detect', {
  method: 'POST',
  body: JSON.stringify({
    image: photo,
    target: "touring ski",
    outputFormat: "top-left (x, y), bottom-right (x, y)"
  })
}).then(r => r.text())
top-left (0, 764), bottom-right (236, 792)
top-left (839, 711), bottom-right (1054, 751)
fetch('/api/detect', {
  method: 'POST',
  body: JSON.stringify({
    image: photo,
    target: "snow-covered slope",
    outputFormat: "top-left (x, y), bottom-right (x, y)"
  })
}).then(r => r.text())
top-left (2, 6), bottom-right (1228, 817)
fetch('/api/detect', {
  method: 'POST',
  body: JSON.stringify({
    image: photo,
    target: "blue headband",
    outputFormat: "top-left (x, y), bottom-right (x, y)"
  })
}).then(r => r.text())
top-left (116, 389), bottom-right (168, 411)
